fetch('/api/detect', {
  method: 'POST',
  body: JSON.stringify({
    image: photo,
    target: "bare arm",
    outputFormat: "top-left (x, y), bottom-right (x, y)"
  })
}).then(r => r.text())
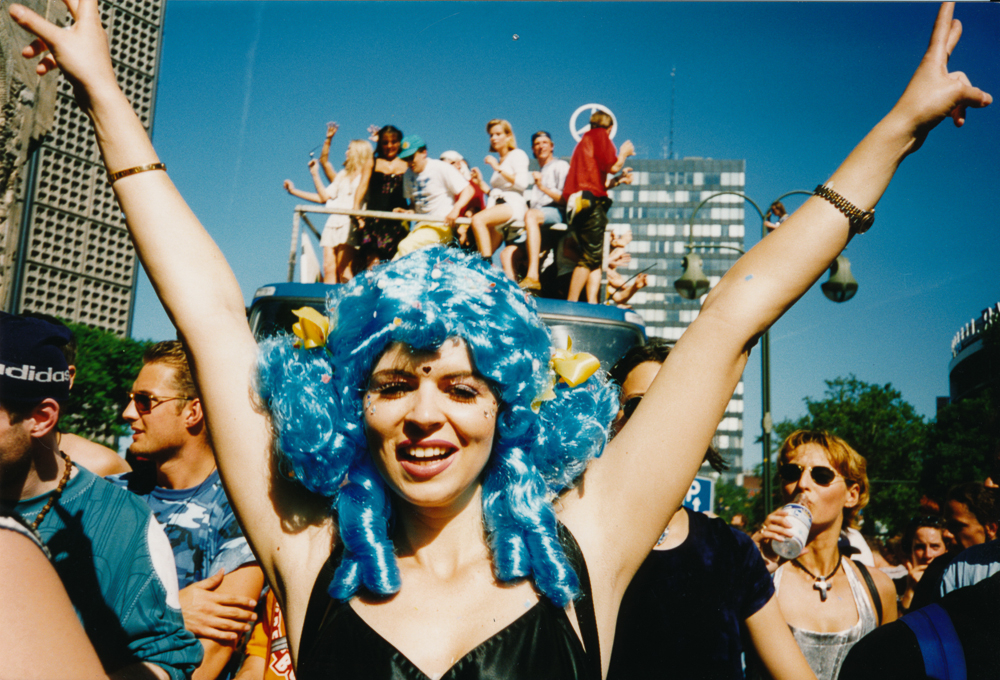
top-left (9, 0), bottom-right (336, 630)
top-left (190, 566), bottom-right (265, 680)
top-left (1, 531), bottom-right (110, 680)
top-left (556, 2), bottom-right (990, 658)
top-left (178, 569), bottom-right (257, 644)
top-left (308, 159), bottom-right (332, 203)
top-left (745, 597), bottom-right (818, 680)
top-left (608, 141), bottom-right (634, 175)
top-left (283, 179), bottom-right (323, 204)
top-left (353, 156), bottom-right (375, 210)
top-left (319, 122), bottom-right (338, 182)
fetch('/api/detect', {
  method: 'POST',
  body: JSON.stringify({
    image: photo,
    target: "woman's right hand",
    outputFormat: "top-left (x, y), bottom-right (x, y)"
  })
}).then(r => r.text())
top-left (283, 180), bottom-right (294, 193)
top-left (753, 509), bottom-right (796, 572)
top-left (10, 1), bottom-right (119, 106)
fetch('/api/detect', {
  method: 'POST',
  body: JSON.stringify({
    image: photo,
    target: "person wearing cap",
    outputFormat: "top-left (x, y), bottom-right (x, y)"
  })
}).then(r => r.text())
top-left (0, 312), bottom-right (202, 680)
top-left (392, 135), bottom-right (475, 259)
top-left (20, 312), bottom-right (132, 476)
top-left (500, 130), bottom-right (570, 292)
top-left (440, 150), bottom-right (486, 216)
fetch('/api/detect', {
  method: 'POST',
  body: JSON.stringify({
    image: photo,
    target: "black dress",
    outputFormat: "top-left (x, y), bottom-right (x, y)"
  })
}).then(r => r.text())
top-left (355, 169), bottom-right (409, 261)
top-left (296, 525), bottom-right (602, 680)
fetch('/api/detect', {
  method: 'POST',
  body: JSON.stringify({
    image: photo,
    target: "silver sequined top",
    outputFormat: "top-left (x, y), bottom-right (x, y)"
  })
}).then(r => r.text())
top-left (772, 560), bottom-right (878, 680)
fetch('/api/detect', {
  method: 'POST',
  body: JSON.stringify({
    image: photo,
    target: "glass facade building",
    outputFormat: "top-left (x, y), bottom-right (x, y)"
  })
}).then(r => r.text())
top-left (607, 157), bottom-right (747, 476)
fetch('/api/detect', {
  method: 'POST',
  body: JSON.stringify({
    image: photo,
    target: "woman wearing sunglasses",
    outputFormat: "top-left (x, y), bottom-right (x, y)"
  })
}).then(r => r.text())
top-left (10, 2), bottom-right (988, 679)
top-left (754, 431), bottom-right (898, 680)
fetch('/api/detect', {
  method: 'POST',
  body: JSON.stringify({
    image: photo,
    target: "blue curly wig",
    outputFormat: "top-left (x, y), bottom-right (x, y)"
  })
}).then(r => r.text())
top-left (256, 247), bottom-right (618, 607)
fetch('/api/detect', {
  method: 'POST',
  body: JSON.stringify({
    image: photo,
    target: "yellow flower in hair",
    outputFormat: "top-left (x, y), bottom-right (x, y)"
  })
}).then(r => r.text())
top-left (550, 337), bottom-right (600, 388)
top-left (291, 307), bottom-right (330, 349)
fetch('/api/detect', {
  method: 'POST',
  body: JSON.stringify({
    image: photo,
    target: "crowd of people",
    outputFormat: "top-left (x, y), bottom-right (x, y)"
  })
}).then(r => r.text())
top-left (3, 1), bottom-right (995, 679)
top-left (283, 115), bottom-right (642, 305)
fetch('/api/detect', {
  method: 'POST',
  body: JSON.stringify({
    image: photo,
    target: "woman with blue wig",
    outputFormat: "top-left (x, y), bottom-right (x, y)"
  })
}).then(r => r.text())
top-left (11, 2), bottom-right (990, 678)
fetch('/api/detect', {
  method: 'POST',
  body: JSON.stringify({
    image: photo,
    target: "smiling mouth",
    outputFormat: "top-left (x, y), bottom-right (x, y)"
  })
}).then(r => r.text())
top-left (398, 445), bottom-right (455, 463)
top-left (396, 443), bottom-right (458, 480)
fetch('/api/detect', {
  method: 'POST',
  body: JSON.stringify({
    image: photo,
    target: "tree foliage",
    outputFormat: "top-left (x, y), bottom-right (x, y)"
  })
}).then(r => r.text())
top-left (62, 323), bottom-right (152, 443)
top-left (920, 321), bottom-right (1000, 500)
top-left (715, 479), bottom-right (752, 524)
top-left (773, 376), bottom-right (926, 538)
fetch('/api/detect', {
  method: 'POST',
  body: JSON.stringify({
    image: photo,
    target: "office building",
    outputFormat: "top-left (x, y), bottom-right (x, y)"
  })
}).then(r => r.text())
top-left (1, 0), bottom-right (166, 335)
top-left (607, 157), bottom-right (747, 476)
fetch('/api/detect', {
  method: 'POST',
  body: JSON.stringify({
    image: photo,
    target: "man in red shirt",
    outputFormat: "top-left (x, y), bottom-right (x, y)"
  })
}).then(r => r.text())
top-left (561, 111), bottom-right (634, 303)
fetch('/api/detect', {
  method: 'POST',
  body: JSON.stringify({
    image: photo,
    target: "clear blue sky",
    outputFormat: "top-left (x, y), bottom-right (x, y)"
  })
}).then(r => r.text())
top-left (136, 2), bottom-right (999, 471)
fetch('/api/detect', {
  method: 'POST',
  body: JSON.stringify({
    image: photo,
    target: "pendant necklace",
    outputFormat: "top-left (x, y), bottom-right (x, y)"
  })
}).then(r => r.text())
top-left (791, 552), bottom-right (842, 602)
top-left (29, 450), bottom-right (73, 532)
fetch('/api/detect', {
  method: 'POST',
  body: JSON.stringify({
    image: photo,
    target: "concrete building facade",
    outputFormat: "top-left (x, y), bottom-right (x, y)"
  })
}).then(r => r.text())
top-left (1, 0), bottom-right (166, 335)
top-left (606, 157), bottom-right (747, 476)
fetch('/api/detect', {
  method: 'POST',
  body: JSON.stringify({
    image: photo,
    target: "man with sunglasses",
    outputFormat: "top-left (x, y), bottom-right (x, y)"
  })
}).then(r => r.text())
top-left (606, 340), bottom-right (816, 680)
top-left (111, 341), bottom-right (264, 680)
top-left (0, 313), bottom-right (201, 679)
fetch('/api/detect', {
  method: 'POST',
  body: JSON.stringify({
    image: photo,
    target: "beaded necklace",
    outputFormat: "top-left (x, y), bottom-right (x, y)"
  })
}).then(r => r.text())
top-left (29, 450), bottom-right (72, 532)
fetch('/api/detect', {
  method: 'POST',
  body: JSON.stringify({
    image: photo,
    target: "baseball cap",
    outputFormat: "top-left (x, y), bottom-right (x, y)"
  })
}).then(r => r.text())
top-left (0, 312), bottom-right (72, 405)
top-left (398, 135), bottom-right (425, 160)
top-left (531, 130), bottom-right (553, 144)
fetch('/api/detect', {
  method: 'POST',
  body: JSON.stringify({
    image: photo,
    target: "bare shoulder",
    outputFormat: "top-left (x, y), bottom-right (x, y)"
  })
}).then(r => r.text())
top-left (60, 432), bottom-right (131, 476)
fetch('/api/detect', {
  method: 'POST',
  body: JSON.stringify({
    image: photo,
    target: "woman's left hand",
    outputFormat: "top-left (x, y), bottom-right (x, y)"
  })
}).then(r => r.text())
top-left (893, 3), bottom-right (992, 151)
top-left (484, 156), bottom-right (500, 170)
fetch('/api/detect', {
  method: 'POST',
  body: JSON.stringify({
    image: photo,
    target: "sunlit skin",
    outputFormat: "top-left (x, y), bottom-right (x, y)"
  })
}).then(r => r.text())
top-left (532, 136), bottom-right (553, 164)
top-left (488, 125), bottom-right (511, 155)
top-left (363, 339), bottom-right (498, 515)
top-left (780, 444), bottom-right (859, 534)
top-left (122, 363), bottom-right (192, 461)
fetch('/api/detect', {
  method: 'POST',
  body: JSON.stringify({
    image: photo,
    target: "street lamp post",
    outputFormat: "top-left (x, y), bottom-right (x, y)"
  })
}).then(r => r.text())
top-left (673, 190), bottom-right (853, 516)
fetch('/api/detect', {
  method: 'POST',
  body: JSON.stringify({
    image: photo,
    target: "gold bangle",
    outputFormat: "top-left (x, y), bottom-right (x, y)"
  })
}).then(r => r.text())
top-left (107, 162), bottom-right (166, 184)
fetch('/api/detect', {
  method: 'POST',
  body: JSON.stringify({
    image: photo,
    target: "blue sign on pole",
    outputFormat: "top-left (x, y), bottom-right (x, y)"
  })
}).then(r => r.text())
top-left (682, 476), bottom-right (715, 514)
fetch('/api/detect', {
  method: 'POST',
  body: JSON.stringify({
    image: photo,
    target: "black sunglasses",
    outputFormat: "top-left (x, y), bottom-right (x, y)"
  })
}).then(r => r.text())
top-left (778, 463), bottom-right (841, 487)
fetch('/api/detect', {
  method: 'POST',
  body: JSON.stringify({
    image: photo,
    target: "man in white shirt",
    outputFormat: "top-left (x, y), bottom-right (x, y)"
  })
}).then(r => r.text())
top-left (394, 135), bottom-right (475, 259)
top-left (503, 131), bottom-right (570, 291)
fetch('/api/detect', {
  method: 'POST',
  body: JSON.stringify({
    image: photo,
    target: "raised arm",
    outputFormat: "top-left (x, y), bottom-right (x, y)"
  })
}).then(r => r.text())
top-left (319, 123), bottom-right (338, 182)
top-left (559, 0), bottom-right (991, 626)
top-left (9, 0), bottom-right (333, 609)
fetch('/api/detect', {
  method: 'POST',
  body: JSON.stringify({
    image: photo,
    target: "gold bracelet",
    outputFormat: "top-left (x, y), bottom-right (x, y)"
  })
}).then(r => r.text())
top-left (107, 162), bottom-right (166, 184)
top-left (813, 184), bottom-right (875, 235)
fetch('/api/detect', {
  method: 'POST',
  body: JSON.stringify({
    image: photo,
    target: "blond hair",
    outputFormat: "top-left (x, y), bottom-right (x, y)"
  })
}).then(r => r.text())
top-left (589, 111), bottom-right (613, 129)
top-left (779, 429), bottom-right (869, 529)
top-left (486, 119), bottom-right (517, 152)
top-left (344, 139), bottom-right (374, 177)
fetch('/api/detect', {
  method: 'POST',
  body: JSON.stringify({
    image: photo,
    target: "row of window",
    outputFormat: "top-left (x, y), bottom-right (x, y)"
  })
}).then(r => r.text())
top-left (625, 171), bottom-right (745, 187)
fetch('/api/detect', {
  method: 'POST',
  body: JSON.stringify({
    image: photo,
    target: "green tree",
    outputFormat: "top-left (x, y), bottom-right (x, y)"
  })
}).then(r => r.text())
top-left (62, 323), bottom-right (152, 443)
top-left (715, 479), bottom-right (752, 523)
top-left (920, 321), bottom-right (1000, 500)
top-left (773, 376), bottom-right (926, 538)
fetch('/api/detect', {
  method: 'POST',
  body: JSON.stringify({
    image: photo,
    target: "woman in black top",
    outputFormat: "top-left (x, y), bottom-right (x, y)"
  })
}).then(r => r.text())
top-left (11, 2), bottom-right (989, 678)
